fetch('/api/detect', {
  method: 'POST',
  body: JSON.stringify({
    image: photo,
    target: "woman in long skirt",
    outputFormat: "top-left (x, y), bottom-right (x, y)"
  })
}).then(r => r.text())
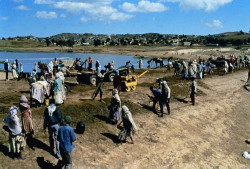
top-left (118, 105), bottom-right (138, 144)
top-left (19, 95), bottom-right (34, 148)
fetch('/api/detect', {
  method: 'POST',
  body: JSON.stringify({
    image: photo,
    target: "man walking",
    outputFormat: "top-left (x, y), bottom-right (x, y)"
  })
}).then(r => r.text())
top-left (4, 59), bottom-right (9, 80)
top-left (57, 116), bottom-right (76, 169)
top-left (92, 70), bottom-right (105, 103)
top-left (160, 81), bottom-right (171, 117)
top-left (44, 99), bottom-right (62, 158)
top-left (190, 77), bottom-right (197, 105)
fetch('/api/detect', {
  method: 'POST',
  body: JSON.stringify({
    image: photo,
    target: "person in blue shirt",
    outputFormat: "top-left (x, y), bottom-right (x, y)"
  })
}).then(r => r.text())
top-left (57, 116), bottom-right (76, 169)
top-left (149, 86), bottom-right (162, 113)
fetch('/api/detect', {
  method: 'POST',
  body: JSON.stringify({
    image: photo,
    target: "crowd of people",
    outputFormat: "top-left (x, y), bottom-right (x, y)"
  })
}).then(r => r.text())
top-left (1, 54), bottom-right (250, 168)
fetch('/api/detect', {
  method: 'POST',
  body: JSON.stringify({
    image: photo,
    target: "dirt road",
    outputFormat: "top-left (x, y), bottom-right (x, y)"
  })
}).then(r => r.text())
top-left (0, 69), bottom-right (250, 168)
top-left (70, 71), bottom-right (250, 168)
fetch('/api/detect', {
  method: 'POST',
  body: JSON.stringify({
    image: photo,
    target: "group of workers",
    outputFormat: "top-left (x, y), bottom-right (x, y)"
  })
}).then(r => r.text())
top-left (1, 54), bottom-right (249, 169)
top-left (3, 95), bottom-right (76, 168)
top-left (3, 59), bottom-right (23, 81)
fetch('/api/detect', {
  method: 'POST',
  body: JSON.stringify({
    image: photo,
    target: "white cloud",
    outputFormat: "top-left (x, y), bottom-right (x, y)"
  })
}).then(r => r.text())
top-left (60, 14), bottom-right (66, 18)
top-left (0, 17), bottom-right (8, 20)
top-left (53, 1), bottom-right (92, 13)
top-left (53, 1), bottom-right (133, 22)
top-left (35, 11), bottom-right (57, 19)
top-left (15, 5), bottom-right (30, 10)
top-left (205, 20), bottom-right (223, 28)
top-left (162, 0), bottom-right (232, 11)
top-left (80, 16), bottom-right (89, 22)
top-left (121, 0), bottom-right (168, 12)
top-left (34, 0), bottom-right (55, 4)
top-left (109, 12), bottom-right (134, 21)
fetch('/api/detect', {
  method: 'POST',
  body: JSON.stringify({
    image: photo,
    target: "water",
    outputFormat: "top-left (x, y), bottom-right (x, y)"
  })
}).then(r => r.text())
top-left (0, 52), bottom-right (151, 72)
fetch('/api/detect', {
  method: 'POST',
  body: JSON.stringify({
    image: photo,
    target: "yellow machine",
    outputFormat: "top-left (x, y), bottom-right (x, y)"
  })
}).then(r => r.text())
top-left (121, 70), bottom-right (149, 91)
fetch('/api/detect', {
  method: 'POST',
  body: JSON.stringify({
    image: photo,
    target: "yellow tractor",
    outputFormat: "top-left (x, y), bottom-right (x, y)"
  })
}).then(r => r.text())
top-left (121, 70), bottom-right (149, 91)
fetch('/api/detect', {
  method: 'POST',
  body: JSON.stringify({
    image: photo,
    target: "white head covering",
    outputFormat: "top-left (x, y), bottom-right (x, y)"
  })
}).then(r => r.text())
top-left (122, 105), bottom-right (138, 133)
top-left (162, 80), bottom-right (168, 88)
top-left (3, 106), bottom-right (22, 135)
top-left (55, 73), bottom-right (60, 79)
top-left (5, 59), bottom-right (8, 63)
top-left (9, 106), bottom-right (18, 118)
top-left (112, 89), bottom-right (121, 107)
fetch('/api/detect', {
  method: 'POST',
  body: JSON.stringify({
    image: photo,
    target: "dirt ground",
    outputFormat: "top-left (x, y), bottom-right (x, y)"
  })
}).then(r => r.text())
top-left (0, 56), bottom-right (250, 168)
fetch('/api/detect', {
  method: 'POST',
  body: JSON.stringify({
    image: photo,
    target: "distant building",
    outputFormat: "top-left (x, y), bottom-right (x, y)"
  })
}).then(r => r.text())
top-left (206, 43), bottom-right (219, 47)
top-left (183, 42), bottom-right (191, 46)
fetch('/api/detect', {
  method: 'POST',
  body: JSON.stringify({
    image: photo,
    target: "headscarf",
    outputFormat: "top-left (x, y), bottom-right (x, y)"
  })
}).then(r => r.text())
top-left (40, 75), bottom-right (45, 81)
top-left (162, 80), bottom-right (168, 88)
top-left (4, 59), bottom-right (8, 63)
top-left (48, 103), bottom-right (56, 116)
top-left (20, 95), bottom-right (28, 103)
top-left (161, 81), bottom-right (171, 99)
top-left (55, 73), bottom-right (60, 79)
top-left (9, 106), bottom-right (18, 118)
top-left (122, 105), bottom-right (138, 133)
top-left (112, 89), bottom-right (121, 107)
top-left (3, 106), bottom-right (22, 135)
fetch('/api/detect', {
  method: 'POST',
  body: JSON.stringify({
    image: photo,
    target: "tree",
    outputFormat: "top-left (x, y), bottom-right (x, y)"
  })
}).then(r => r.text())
top-left (45, 38), bottom-right (51, 47)
top-left (66, 39), bottom-right (75, 48)
top-left (94, 39), bottom-right (101, 47)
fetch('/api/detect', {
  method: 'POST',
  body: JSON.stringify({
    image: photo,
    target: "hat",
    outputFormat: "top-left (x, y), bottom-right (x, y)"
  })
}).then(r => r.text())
top-left (64, 116), bottom-right (72, 123)
top-left (20, 95), bottom-right (28, 103)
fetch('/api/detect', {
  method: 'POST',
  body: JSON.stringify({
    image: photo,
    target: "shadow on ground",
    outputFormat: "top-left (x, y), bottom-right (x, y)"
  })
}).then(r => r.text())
top-left (93, 115), bottom-right (116, 125)
top-left (101, 133), bottom-right (120, 144)
top-left (37, 157), bottom-right (58, 169)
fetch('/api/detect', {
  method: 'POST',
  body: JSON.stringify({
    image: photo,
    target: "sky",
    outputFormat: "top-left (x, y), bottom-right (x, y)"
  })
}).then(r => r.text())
top-left (0, 0), bottom-right (249, 38)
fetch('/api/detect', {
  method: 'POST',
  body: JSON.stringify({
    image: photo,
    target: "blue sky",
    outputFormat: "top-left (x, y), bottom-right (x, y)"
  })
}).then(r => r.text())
top-left (0, 0), bottom-right (249, 37)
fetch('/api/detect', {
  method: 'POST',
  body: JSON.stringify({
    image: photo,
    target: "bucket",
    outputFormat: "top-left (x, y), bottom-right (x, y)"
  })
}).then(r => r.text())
top-left (45, 99), bottom-right (50, 106)
top-left (76, 122), bottom-right (85, 134)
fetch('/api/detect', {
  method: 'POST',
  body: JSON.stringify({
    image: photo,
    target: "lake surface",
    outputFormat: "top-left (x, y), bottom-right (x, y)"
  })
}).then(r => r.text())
top-left (0, 52), bottom-right (151, 72)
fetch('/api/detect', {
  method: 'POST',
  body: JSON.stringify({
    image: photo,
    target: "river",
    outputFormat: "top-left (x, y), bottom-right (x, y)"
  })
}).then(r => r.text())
top-left (0, 52), bottom-right (152, 72)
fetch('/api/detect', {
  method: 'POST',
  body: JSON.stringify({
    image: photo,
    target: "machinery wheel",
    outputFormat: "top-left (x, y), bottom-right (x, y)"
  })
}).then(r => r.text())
top-left (64, 84), bottom-right (71, 93)
top-left (131, 86), bottom-right (136, 90)
top-left (126, 86), bottom-right (131, 92)
top-left (108, 72), bottom-right (115, 82)
top-left (89, 75), bottom-right (97, 86)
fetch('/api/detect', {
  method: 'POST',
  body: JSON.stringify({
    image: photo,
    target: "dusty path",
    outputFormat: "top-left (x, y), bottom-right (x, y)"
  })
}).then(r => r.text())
top-left (0, 70), bottom-right (250, 168)
top-left (71, 71), bottom-right (250, 168)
